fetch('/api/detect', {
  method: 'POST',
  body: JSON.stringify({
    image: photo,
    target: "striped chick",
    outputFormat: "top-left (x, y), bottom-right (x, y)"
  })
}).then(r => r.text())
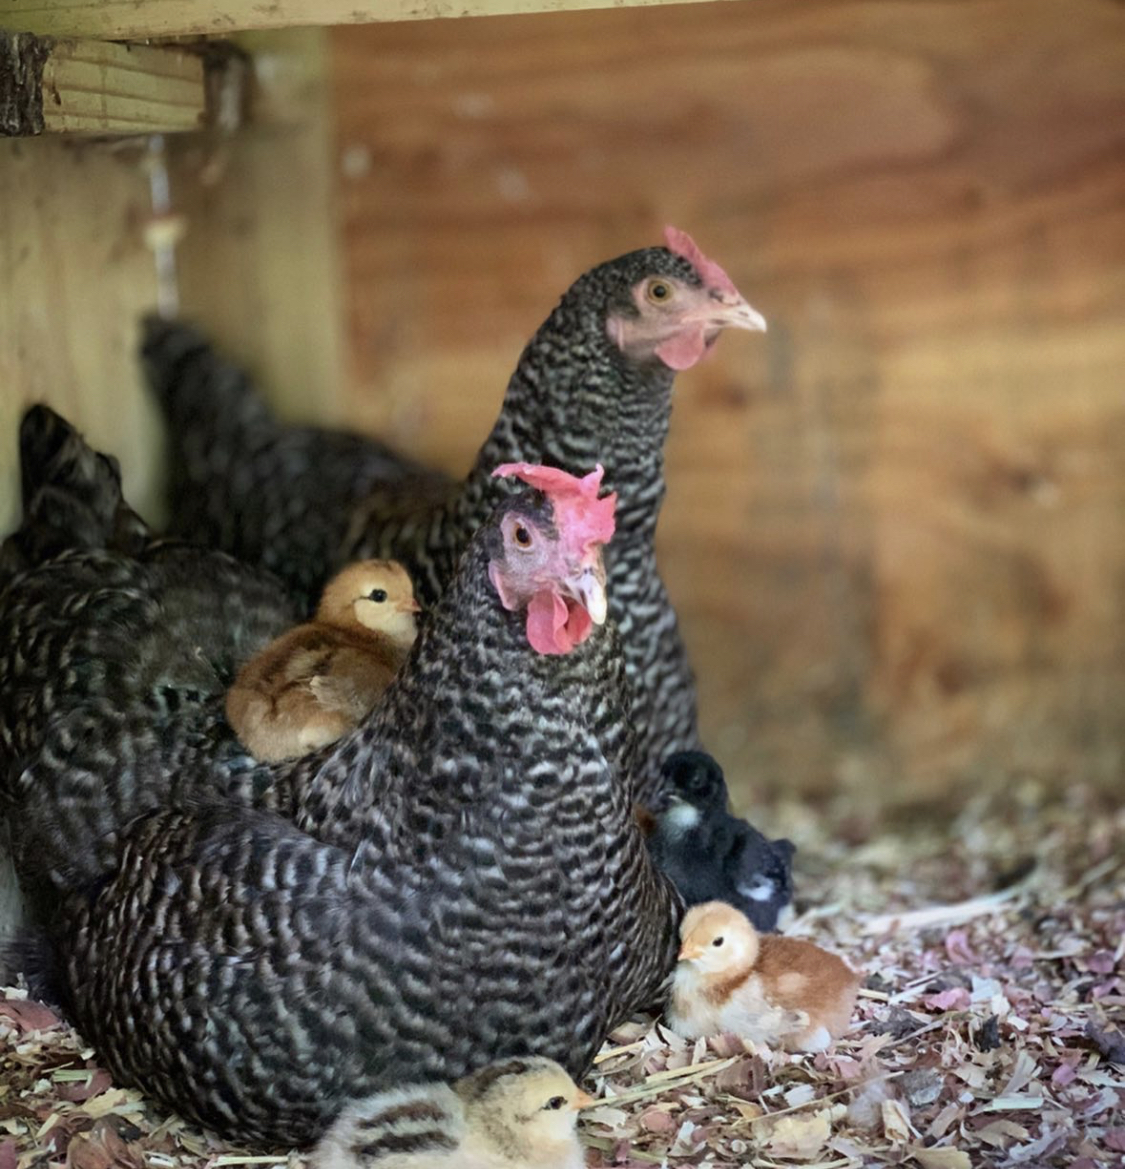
top-left (312, 1056), bottom-right (592, 1169)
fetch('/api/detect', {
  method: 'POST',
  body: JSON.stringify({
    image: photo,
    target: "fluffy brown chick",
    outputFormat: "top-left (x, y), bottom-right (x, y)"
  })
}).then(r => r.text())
top-left (311, 1056), bottom-right (592, 1169)
top-left (225, 559), bottom-right (419, 762)
top-left (666, 901), bottom-right (862, 1052)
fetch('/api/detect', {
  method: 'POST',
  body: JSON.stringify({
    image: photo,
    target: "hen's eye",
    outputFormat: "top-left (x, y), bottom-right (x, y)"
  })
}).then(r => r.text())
top-left (368, 588), bottom-right (388, 603)
top-left (544, 1096), bottom-right (567, 1111)
top-left (712, 936), bottom-right (724, 947)
top-left (646, 279), bottom-right (673, 303)
top-left (513, 525), bottom-right (533, 548)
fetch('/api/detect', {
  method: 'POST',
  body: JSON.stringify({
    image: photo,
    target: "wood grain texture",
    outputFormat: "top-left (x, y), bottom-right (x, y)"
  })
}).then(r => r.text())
top-left (170, 29), bottom-right (348, 423)
top-left (0, 28), bottom-right (345, 544)
top-left (0, 137), bottom-right (167, 535)
top-left (327, 0), bottom-right (1125, 799)
top-left (39, 39), bottom-right (206, 135)
top-left (1, 0), bottom-right (736, 40)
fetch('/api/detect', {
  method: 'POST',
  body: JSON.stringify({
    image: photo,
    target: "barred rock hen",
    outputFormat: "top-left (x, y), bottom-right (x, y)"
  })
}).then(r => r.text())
top-left (0, 413), bottom-right (680, 1145)
top-left (0, 409), bottom-right (300, 922)
top-left (0, 406), bottom-right (296, 780)
top-left (1, 419), bottom-right (627, 890)
top-left (146, 229), bottom-right (766, 799)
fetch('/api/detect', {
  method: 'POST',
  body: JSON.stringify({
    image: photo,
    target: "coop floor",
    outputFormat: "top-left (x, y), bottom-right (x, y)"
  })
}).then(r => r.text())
top-left (2, 782), bottom-right (1122, 1169)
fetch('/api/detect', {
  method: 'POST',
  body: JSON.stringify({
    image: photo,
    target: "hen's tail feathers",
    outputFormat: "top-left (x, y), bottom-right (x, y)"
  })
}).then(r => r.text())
top-left (142, 314), bottom-right (273, 468)
top-left (0, 405), bottom-right (151, 583)
top-left (141, 314), bottom-right (277, 543)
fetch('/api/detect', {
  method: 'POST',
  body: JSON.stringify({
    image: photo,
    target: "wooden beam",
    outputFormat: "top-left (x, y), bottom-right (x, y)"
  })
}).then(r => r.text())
top-left (3, 0), bottom-right (730, 39)
top-left (1, 34), bottom-right (209, 136)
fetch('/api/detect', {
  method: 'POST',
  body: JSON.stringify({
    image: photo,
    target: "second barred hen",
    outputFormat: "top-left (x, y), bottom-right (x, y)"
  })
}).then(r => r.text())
top-left (145, 229), bottom-right (767, 801)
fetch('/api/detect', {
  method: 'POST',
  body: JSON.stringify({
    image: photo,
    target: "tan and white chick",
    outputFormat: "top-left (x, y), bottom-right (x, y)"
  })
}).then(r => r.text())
top-left (311, 1056), bottom-right (592, 1169)
top-left (226, 559), bottom-right (419, 762)
top-left (666, 901), bottom-right (862, 1053)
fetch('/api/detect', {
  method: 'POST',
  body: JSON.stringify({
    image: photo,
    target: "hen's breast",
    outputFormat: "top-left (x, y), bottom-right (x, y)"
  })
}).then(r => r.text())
top-left (57, 721), bottom-right (676, 1145)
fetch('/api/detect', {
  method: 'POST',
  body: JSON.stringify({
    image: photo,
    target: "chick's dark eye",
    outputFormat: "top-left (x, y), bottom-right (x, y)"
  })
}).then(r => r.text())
top-left (368, 588), bottom-right (388, 603)
top-left (544, 1096), bottom-right (567, 1111)
top-left (513, 525), bottom-right (533, 548)
top-left (712, 936), bottom-right (724, 947)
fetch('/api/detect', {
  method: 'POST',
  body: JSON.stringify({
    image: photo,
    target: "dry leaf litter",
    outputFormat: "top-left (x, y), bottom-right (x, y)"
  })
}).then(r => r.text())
top-left (2, 781), bottom-right (1121, 1168)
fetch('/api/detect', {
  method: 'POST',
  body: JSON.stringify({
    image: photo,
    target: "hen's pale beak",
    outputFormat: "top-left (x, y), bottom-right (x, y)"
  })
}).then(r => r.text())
top-left (573, 1090), bottom-right (595, 1110)
top-left (562, 562), bottom-right (608, 626)
top-left (687, 291), bottom-right (767, 333)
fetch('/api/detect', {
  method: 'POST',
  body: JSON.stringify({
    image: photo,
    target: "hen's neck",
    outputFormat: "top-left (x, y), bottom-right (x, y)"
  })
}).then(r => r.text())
top-left (298, 540), bottom-right (623, 840)
top-left (458, 305), bottom-right (676, 544)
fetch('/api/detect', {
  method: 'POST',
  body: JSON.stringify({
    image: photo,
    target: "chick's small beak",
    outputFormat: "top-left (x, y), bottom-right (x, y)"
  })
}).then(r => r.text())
top-left (401, 599), bottom-right (422, 614)
top-left (562, 562), bottom-right (608, 626)
top-left (688, 290), bottom-right (767, 334)
top-left (678, 943), bottom-right (702, 962)
top-left (573, 1090), bottom-right (595, 1110)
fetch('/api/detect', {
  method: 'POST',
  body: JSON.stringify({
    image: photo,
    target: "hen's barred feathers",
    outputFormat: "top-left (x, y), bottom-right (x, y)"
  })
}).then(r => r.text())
top-left (145, 236), bottom-right (766, 799)
top-left (0, 410), bottom-right (680, 1145)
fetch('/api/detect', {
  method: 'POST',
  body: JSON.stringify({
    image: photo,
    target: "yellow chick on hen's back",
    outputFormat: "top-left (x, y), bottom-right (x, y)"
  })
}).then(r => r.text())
top-left (226, 559), bottom-right (419, 762)
top-left (667, 901), bottom-right (862, 1052)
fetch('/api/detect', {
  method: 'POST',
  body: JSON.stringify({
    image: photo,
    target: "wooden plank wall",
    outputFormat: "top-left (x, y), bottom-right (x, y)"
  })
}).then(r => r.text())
top-left (170, 30), bottom-right (349, 425)
top-left (0, 137), bottom-right (167, 536)
top-left (328, 0), bottom-right (1125, 803)
top-left (0, 29), bottom-right (345, 539)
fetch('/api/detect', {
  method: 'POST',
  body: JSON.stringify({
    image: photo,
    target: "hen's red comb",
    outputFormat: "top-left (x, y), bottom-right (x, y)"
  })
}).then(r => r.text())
top-left (493, 462), bottom-right (617, 553)
top-left (664, 226), bottom-right (739, 298)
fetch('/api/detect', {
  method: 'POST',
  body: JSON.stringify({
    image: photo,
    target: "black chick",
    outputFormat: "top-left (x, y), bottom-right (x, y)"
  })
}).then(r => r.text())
top-left (647, 751), bottom-right (795, 932)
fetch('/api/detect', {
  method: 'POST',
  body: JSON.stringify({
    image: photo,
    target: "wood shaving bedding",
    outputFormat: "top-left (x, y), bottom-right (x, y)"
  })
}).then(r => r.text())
top-left (2, 782), bottom-right (1120, 1167)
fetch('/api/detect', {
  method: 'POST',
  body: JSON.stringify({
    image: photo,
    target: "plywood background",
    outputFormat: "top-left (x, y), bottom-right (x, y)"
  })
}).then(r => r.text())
top-left (0, 29), bottom-right (345, 535)
top-left (327, 0), bottom-right (1125, 803)
top-left (0, 137), bottom-right (167, 537)
top-left (2, 1), bottom-right (1123, 809)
